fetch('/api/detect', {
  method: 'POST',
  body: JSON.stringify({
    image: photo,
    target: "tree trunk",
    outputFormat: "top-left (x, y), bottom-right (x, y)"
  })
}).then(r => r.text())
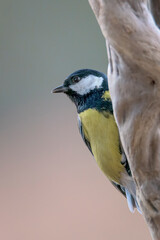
top-left (88, 0), bottom-right (160, 239)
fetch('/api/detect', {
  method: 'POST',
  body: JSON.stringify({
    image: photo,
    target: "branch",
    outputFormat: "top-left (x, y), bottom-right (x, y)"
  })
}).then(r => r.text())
top-left (88, 0), bottom-right (160, 239)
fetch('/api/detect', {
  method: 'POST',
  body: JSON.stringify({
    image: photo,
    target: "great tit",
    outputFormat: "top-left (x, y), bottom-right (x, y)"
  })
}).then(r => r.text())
top-left (52, 69), bottom-right (141, 213)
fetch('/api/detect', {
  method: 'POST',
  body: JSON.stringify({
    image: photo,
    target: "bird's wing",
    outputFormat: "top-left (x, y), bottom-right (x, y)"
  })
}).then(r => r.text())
top-left (77, 115), bottom-right (93, 154)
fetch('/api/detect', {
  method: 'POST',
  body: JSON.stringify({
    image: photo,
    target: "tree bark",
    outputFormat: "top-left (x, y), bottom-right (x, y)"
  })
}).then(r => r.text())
top-left (88, 0), bottom-right (160, 239)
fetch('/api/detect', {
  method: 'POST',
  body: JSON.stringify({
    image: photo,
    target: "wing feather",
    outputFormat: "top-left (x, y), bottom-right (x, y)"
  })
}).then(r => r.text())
top-left (78, 115), bottom-right (92, 154)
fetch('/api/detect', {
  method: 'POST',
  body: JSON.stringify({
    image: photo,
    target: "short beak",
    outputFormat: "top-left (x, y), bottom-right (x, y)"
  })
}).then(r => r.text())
top-left (52, 85), bottom-right (68, 93)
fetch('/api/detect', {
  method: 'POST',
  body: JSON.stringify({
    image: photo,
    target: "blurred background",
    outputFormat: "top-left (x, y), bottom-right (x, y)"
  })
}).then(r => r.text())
top-left (0, 0), bottom-right (150, 239)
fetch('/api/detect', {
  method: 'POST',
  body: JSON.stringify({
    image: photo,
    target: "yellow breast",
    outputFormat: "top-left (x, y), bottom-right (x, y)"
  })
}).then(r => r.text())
top-left (79, 109), bottom-right (124, 183)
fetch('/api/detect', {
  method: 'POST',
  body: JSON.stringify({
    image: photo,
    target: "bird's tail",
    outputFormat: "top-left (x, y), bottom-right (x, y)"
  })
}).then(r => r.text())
top-left (121, 173), bottom-right (141, 214)
top-left (125, 188), bottom-right (141, 213)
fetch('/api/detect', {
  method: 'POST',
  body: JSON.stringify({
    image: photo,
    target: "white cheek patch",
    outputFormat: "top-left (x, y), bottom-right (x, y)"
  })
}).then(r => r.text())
top-left (70, 75), bottom-right (103, 95)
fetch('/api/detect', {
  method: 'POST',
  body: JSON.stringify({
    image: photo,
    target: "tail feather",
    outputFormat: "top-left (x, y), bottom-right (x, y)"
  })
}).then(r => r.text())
top-left (125, 189), bottom-right (135, 213)
top-left (125, 188), bottom-right (141, 214)
top-left (120, 173), bottom-right (142, 213)
top-left (111, 180), bottom-right (141, 213)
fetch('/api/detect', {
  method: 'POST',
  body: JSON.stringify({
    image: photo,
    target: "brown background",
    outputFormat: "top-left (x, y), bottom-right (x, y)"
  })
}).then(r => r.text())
top-left (0, 0), bottom-right (150, 239)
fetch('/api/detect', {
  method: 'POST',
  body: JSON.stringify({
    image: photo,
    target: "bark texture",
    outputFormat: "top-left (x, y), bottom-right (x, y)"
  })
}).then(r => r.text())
top-left (88, 0), bottom-right (160, 239)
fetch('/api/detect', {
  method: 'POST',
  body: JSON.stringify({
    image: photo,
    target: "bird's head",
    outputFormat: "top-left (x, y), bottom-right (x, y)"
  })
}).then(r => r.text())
top-left (52, 69), bottom-right (109, 112)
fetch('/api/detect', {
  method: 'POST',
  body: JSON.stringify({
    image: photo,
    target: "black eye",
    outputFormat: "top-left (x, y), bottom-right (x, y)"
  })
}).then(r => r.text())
top-left (72, 76), bottom-right (80, 83)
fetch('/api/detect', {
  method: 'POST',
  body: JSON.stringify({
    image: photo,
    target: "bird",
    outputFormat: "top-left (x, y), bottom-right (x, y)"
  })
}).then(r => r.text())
top-left (52, 69), bottom-right (141, 213)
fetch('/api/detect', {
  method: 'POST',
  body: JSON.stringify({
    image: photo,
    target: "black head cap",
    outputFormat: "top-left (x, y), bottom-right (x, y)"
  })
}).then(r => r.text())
top-left (52, 69), bottom-right (108, 94)
top-left (52, 69), bottom-right (109, 112)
